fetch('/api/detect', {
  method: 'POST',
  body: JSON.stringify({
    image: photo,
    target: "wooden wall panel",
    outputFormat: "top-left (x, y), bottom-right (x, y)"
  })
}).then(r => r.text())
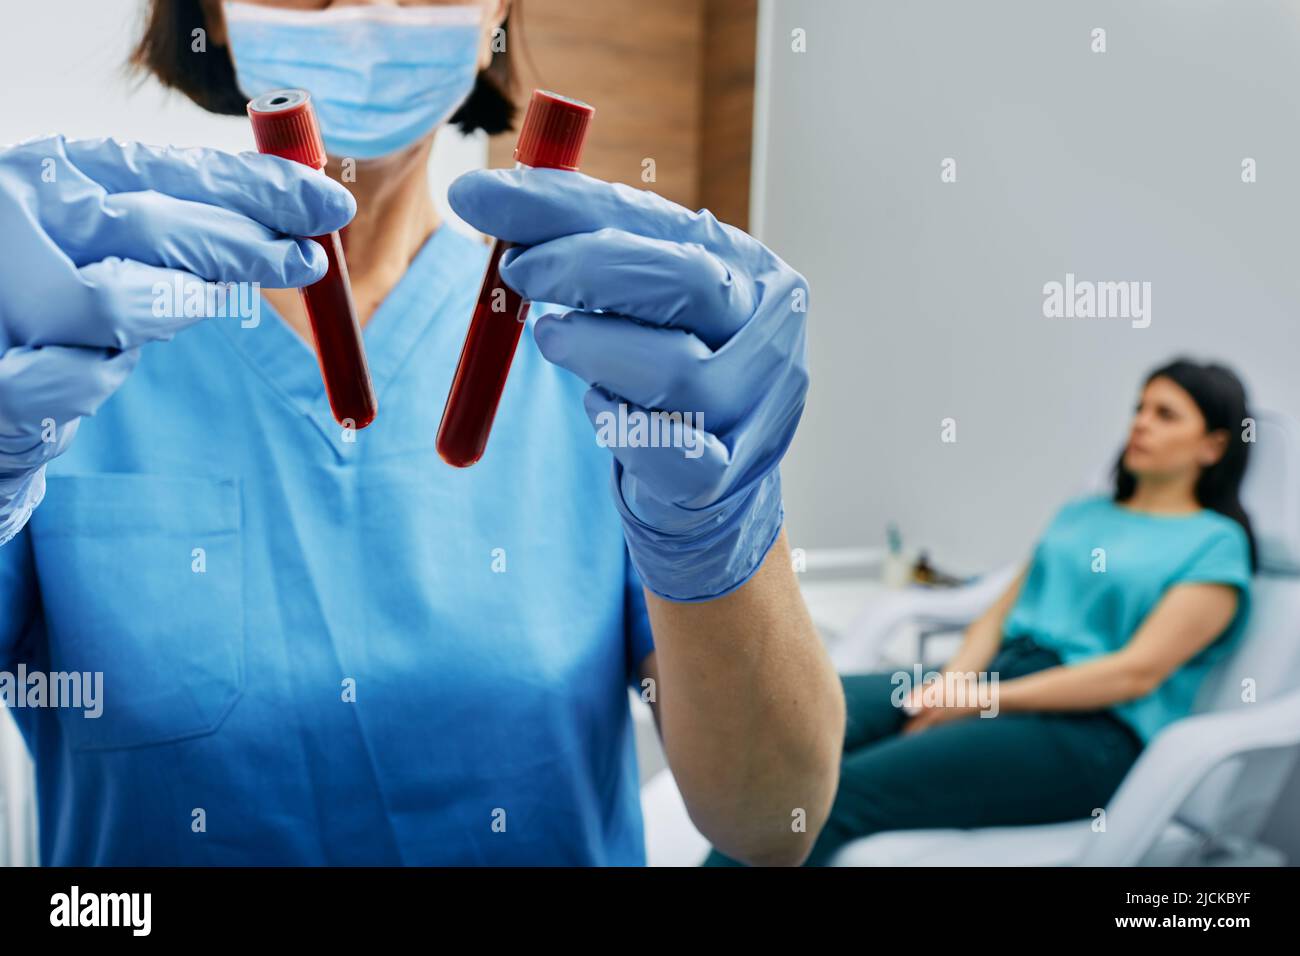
top-left (700, 0), bottom-right (757, 230)
top-left (489, 0), bottom-right (756, 230)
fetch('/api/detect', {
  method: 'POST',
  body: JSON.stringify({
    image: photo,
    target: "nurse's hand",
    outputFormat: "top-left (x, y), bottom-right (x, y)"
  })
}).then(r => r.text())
top-left (449, 168), bottom-right (809, 601)
top-left (0, 135), bottom-right (356, 546)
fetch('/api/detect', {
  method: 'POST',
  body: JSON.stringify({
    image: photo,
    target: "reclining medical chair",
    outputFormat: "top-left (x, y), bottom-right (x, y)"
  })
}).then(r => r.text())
top-left (641, 409), bottom-right (1300, 867)
top-left (0, 695), bottom-right (36, 865)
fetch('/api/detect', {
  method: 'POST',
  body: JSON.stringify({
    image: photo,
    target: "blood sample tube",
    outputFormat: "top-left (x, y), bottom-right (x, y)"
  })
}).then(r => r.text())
top-left (436, 90), bottom-right (594, 467)
top-left (247, 89), bottom-right (377, 429)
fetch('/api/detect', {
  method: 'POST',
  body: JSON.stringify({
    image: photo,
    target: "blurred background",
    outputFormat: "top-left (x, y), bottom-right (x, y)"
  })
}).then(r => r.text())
top-left (1, 0), bottom-right (1296, 865)
top-left (3, 0), bottom-right (1295, 574)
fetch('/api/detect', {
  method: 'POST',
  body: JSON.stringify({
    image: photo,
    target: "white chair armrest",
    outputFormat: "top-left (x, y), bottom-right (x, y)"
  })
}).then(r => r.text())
top-left (640, 767), bottom-right (712, 866)
top-left (0, 707), bottom-right (37, 867)
top-left (830, 562), bottom-right (1021, 672)
top-left (1077, 686), bottom-right (1300, 866)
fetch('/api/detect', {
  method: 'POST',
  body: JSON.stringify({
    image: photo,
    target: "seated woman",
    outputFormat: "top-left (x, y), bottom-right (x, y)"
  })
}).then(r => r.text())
top-left (704, 357), bottom-right (1257, 866)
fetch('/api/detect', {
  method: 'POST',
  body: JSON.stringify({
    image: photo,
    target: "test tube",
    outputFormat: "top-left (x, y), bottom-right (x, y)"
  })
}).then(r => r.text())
top-left (436, 90), bottom-right (595, 467)
top-left (247, 89), bottom-right (377, 429)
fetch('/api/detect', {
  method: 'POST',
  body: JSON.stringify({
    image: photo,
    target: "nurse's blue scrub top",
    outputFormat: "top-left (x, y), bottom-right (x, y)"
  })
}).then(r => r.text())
top-left (0, 224), bottom-right (657, 865)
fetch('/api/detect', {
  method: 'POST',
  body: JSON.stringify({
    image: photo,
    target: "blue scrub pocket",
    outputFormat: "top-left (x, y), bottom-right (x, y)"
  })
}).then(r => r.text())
top-left (28, 474), bottom-right (245, 752)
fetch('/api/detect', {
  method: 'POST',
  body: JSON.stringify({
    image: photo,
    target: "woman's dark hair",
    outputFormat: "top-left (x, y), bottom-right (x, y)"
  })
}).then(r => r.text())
top-left (1114, 357), bottom-right (1258, 571)
top-left (128, 0), bottom-right (518, 135)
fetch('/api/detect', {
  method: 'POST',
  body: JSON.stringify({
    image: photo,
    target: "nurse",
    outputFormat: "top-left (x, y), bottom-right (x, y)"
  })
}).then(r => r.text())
top-left (0, 0), bottom-right (845, 865)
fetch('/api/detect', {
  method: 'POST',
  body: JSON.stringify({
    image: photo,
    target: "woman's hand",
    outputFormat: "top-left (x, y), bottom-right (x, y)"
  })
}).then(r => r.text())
top-left (0, 134), bottom-right (355, 545)
top-left (900, 679), bottom-right (982, 735)
top-left (448, 168), bottom-right (810, 602)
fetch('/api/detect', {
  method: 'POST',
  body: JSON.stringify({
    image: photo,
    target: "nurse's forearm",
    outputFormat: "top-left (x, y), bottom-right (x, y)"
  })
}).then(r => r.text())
top-left (642, 529), bottom-right (845, 867)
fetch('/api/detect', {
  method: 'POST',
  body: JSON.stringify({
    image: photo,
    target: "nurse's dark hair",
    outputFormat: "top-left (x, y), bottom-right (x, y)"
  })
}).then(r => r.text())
top-left (1113, 357), bottom-right (1258, 571)
top-left (129, 0), bottom-right (520, 135)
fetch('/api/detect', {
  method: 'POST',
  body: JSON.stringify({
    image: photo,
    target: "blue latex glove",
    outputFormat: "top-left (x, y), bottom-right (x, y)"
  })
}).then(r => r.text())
top-left (0, 135), bottom-right (356, 546)
top-left (449, 168), bottom-right (809, 602)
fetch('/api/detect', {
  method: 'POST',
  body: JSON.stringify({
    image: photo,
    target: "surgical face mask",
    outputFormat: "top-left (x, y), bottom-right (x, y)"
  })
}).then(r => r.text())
top-left (223, 1), bottom-right (484, 160)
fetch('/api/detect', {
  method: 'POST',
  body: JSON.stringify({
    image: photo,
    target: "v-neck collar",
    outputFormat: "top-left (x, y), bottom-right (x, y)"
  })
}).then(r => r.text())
top-left (215, 223), bottom-right (487, 460)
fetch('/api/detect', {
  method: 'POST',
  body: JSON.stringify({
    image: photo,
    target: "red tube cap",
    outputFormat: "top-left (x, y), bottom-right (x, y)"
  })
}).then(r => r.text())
top-left (247, 89), bottom-right (327, 170)
top-left (514, 90), bottom-right (594, 171)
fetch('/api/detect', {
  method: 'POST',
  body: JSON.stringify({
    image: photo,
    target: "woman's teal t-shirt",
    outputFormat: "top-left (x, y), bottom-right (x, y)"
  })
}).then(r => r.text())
top-left (1002, 494), bottom-right (1253, 744)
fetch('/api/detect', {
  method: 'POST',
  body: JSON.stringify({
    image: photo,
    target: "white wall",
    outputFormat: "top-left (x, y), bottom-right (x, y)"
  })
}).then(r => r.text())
top-left (0, 0), bottom-right (487, 230)
top-left (755, 0), bottom-right (1300, 574)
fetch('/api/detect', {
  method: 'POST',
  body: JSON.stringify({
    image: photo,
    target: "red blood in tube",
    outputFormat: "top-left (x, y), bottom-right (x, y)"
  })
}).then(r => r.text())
top-left (247, 89), bottom-right (377, 429)
top-left (436, 90), bottom-right (594, 467)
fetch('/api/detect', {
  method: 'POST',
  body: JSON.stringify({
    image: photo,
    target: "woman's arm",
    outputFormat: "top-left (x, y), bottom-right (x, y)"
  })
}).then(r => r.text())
top-left (638, 527), bottom-right (845, 867)
top-left (939, 565), bottom-right (1029, 675)
top-left (994, 582), bottom-right (1240, 713)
